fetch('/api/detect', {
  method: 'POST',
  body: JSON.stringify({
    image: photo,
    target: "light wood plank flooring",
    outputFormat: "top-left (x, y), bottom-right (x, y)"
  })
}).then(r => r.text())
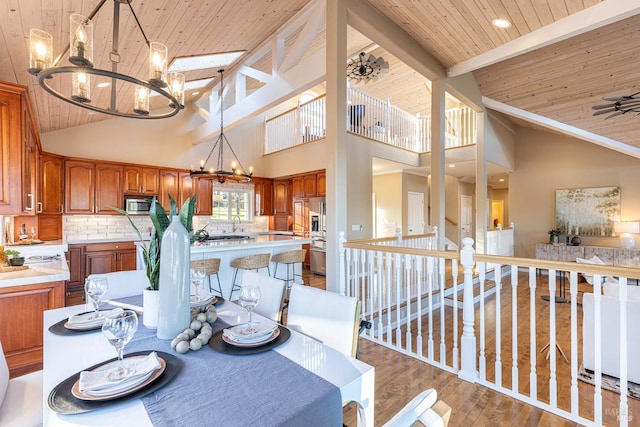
top-left (304, 271), bottom-right (635, 426)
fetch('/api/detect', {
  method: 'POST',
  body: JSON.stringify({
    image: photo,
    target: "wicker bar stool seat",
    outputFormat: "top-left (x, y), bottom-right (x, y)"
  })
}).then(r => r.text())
top-left (229, 253), bottom-right (271, 300)
top-left (271, 249), bottom-right (307, 289)
top-left (190, 258), bottom-right (223, 298)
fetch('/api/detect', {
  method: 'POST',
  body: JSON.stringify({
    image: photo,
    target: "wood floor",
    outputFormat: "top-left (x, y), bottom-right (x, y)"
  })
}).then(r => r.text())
top-left (305, 271), bottom-right (635, 426)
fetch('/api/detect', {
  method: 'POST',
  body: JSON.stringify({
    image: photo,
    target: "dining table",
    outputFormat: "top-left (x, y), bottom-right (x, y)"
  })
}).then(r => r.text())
top-left (42, 296), bottom-right (375, 426)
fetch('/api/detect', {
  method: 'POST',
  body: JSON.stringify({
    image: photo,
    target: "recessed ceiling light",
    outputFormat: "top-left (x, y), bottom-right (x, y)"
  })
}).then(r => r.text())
top-left (191, 91), bottom-right (200, 96)
top-left (96, 82), bottom-right (110, 88)
top-left (492, 18), bottom-right (512, 28)
top-left (499, 178), bottom-right (505, 182)
top-left (449, 164), bottom-right (456, 168)
top-left (169, 51), bottom-right (245, 73)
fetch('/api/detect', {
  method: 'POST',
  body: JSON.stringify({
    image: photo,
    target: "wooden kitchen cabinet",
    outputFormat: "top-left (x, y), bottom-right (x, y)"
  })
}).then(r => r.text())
top-left (123, 166), bottom-right (159, 196)
top-left (159, 169), bottom-right (179, 208)
top-left (39, 153), bottom-right (63, 214)
top-left (0, 280), bottom-right (65, 377)
top-left (253, 177), bottom-right (273, 216)
top-left (64, 160), bottom-right (122, 214)
top-left (95, 163), bottom-right (123, 214)
top-left (316, 171), bottom-right (326, 196)
top-left (292, 173), bottom-right (317, 198)
top-left (64, 160), bottom-right (94, 213)
top-left (84, 241), bottom-right (137, 276)
top-left (292, 198), bottom-right (309, 233)
top-left (0, 81), bottom-right (41, 216)
top-left (274, 179), bottom-right (289, 215)
top-left (194, 178), bottom-right (212, 215)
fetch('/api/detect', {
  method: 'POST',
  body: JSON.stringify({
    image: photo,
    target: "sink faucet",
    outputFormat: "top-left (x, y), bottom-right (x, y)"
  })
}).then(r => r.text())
top-left (232, 215), bottom-right (241, 232)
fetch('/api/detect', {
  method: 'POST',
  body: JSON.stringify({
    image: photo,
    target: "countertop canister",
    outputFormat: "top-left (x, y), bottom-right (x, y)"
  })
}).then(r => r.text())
top-left (157, 215), bottom-right (191, 339)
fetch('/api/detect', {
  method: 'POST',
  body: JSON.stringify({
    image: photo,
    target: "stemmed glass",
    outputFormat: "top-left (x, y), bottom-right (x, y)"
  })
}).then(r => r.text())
top-left (85, 278), bottom-right (108, 319)
top-left (190, 267), bottom-right (206, 302)
top-left (101, 310), bottom-right (139, 381)
top-left (238, 282), bottom-right (261, 335)
top-left (28, 226), bottom-right (37, 240)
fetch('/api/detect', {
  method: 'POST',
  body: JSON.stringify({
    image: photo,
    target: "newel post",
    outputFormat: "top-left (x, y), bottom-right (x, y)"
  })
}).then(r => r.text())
top-left (459, 237), bottom-right (478, 382)
top-left (339, 231), bottom-right (347, 296)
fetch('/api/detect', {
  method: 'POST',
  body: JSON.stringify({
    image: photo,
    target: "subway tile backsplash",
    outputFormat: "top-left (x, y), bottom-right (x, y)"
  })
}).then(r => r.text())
top-left (63, 215), bottom-right (269, 243)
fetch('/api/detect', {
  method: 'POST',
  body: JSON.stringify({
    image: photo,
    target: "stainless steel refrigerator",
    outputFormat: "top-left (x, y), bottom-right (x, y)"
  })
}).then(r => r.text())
top-left (309, 197), bottom-right (326, 275)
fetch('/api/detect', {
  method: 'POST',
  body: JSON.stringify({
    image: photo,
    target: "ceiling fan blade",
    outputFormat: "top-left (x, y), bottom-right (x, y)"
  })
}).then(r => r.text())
top-left (592, 104), bottom-right (616, 109)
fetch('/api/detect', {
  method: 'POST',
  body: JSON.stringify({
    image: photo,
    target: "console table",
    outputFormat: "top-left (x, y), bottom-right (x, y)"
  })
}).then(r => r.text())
top-left (535, 243), bottom-right (640, 266)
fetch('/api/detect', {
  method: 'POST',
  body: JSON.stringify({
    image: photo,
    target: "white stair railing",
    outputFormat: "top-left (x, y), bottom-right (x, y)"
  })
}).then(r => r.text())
top-left (340, 233), bottom-right (640, 426)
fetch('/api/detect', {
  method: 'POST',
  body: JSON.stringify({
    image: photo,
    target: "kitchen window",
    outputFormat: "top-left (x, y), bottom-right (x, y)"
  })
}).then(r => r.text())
top-left (212, 188), bottom-right (253, 221)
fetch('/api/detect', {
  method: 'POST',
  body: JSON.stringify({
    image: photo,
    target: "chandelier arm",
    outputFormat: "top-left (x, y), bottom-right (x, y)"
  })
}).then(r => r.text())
top-left (202, 136), bottom-right (223, 171)
top-left (125, 0), bottom-right (151, 48)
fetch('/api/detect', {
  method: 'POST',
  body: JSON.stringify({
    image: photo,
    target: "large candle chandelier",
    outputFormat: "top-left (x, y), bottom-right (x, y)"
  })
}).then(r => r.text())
top-left (28, 0), bottom-right (184, 119)
top-left (190, 69), bottom-right (253, 184)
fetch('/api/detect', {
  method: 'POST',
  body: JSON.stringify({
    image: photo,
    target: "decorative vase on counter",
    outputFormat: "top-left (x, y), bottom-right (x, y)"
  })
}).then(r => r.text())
top-left (157, 215), bottom-right (191, 340)
top-left (143, 288), bottom-right (160, 329)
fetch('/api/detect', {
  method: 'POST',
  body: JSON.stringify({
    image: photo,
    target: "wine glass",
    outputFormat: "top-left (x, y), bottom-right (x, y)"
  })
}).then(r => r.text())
top-left (238, 281), bottom-right (261, 335)
top-left (85, 278), bottom-right (108, 319)
top-left (28, 226), bottom-right (37, 240)
top-left (190, 267), bottom-right (206, 302)
top-left (101, 310), bottom-right (139, 381)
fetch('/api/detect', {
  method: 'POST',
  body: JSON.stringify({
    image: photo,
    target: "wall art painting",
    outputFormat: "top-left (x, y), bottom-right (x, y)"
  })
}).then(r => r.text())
top-left (555, 186), bottom-right (620, 236)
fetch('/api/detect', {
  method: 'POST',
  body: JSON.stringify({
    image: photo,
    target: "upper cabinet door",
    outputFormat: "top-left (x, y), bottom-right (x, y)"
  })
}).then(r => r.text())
top-left (95, 163), bottom-right (123, 214)
top-left (159, 170), bottom-right (179, 208)
top-left (64, 160), bottom-right (95, 214)
top-left (316, 171), bottom-right (326, 196)
top-left (124, 166), bottom-right (159, 196)
top-left (39, 153), bottom-right (63, 214)
top-left (194, 178), bottom-right (212, 216)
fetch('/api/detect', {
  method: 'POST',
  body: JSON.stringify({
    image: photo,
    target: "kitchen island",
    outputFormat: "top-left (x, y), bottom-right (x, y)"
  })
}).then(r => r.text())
top-left (0, 243), bottom-right (69, 376)
top-left (137, 234), bottom-right (312, 299)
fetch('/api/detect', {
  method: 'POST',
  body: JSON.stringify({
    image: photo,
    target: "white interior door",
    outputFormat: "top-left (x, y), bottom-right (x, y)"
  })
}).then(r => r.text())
top-left (461, 195), bottom-right (473, 244)
top-left (408, 192), bottom-right (424, 235)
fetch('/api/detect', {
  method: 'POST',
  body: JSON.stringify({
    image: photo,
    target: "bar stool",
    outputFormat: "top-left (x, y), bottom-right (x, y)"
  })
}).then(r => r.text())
top-left (271, 249), bottom-right (307, 289)
top-left (190, 258), bottom-right (223, 298)
top-left (229, 253), bottom-right (271, 300)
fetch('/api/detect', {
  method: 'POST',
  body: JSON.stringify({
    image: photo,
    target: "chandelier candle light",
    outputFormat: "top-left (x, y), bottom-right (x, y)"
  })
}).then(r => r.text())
top-left (190, 69), bottom-right (253, 183)
top-left (28, 0), bottom-right (184, 119)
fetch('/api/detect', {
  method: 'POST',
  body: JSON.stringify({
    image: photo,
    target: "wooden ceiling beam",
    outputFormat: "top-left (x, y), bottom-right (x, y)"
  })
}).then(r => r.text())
top-left (448, 0), bottom-right (640, 77)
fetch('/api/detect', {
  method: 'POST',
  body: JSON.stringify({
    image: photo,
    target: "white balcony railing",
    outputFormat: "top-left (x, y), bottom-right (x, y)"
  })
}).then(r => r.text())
top-left (340, 234), bottom-right (639, 426)
top-left (264, 87), bottom-right (476, 154)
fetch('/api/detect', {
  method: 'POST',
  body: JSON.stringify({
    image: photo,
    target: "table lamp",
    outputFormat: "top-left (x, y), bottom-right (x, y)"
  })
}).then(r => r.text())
top-left (614, 221), bottom-right (640, 249)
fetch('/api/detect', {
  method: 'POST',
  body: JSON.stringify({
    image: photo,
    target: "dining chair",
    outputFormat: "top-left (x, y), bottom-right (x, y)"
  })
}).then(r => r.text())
top-left (242, 270), bottom-right (286, 323)
top-left (286, 284), bottom-right (360, 358)
top-left (86, 269), bottom-right (150, 301)
top-left (382, 389), bottom-right (452, 427)
top-left (0, 341), bottom-right (43, 427)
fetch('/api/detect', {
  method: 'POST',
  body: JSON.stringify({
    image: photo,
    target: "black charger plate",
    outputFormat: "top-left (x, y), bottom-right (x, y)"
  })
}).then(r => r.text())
top-left (209, 325), bottom-right (290, 355)
top-left (47, 350), bottom-right (181, 415)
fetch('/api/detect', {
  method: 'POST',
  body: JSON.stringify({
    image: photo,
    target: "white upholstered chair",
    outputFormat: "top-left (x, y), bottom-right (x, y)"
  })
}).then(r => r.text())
top-left (86, 269), bottom-right (150, 301)
top-left (383, 389), bottom-right (452, 427)
top-left (242, 270), bottom-right (286, 322)
top-left (0, 341), bottom-right (43, 427)
top-left (286, 284), bottom-right (360, 358)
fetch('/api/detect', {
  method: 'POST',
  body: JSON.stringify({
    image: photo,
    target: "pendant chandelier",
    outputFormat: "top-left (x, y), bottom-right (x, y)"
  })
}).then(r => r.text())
top-left (28, 0), bottom-right (184, 119)
top-left (346, 52), bottom-right (389, 84)
top-left (190, 69), bottom-right (253, 184)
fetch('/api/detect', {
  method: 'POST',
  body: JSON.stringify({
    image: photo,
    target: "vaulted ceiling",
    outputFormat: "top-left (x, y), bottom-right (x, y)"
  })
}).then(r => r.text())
top-left (1, 0), bottom-right (639, 155)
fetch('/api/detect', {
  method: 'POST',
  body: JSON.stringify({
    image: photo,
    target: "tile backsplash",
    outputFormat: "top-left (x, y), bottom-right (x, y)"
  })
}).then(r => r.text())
top-left (63, 215), bottom-right (269, 242)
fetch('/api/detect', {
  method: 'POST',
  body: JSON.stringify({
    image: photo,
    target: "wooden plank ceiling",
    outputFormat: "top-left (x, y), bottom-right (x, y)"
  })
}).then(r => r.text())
top-left (3, 0), bottom-right (640, 152)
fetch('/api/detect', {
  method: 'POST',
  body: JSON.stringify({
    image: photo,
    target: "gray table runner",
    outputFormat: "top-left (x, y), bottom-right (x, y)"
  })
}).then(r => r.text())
top-left (115, 296), bottom-right (342, 427)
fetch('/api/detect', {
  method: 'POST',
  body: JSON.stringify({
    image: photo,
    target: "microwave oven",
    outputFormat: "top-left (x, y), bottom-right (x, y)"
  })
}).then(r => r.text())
top-left (125, 197), bottom-right (153, 215)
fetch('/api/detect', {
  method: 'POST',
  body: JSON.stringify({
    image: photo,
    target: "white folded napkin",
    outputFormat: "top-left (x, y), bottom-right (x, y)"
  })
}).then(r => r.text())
top-left (67, 308), bottom-right (124, 328)
top-left (79, 352), bottom-right (161, 393)
top-left (223, 323), bottom-right (278, 343)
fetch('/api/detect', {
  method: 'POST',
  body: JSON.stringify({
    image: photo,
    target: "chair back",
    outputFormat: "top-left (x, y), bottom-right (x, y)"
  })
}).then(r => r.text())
top-left (191, 258), bottom-right (221, 275)
top-left (242, 271), bottom-right (285, 322)
top-left (231, 253), bottom-right (271, 270)
top-left (87, 269), bottom-right (150, 300)
top-left (287, 284), bottom-right (360, 357)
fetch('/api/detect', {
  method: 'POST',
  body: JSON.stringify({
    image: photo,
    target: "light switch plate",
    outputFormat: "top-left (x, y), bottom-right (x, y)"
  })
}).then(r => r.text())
top-left (351, 224), bottom-right (363, 231)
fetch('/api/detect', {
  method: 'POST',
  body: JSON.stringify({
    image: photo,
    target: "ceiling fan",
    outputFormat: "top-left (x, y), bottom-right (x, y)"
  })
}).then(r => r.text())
top-left (592, 92), bottom-right (640, 119)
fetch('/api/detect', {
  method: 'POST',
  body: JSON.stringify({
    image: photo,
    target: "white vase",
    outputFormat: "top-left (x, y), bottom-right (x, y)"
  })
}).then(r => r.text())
top-left (143, 288), bottom-right (159, 329)
top-left (157, 215), bottom-right (191, 340)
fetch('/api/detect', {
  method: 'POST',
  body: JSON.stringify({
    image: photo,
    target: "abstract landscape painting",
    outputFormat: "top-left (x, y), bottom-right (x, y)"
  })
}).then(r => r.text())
top-left (555, 187), bottom-right (620, 236)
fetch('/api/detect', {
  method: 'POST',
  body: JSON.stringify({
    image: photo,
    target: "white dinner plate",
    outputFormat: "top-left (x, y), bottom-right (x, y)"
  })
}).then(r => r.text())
top-left (222, 327), bottom-right (280, 347)
top-left (71, 356), bottom-right (166, 401)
